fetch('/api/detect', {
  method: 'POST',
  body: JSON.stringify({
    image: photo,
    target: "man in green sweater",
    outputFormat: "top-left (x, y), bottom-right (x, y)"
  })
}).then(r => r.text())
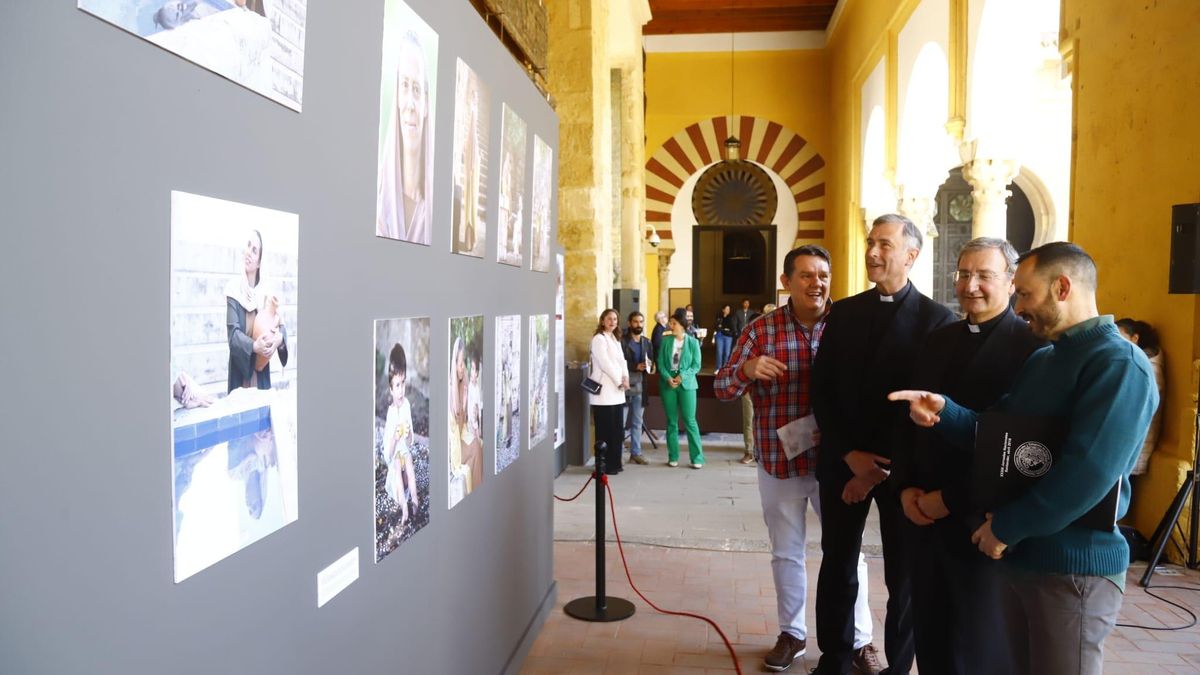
top-left (889, 241), bottom-right (1158, 675)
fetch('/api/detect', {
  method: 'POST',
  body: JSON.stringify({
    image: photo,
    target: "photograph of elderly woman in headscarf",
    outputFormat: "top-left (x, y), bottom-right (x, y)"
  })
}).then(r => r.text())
top-left (375, 1), bottom-right (438, 245)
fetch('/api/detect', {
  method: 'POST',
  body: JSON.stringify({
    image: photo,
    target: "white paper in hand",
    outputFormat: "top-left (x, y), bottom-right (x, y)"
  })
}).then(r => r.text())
top-left (776, 414), bottom-right (818, 461)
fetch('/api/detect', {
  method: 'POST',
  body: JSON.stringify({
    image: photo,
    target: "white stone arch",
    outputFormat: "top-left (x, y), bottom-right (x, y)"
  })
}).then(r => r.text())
top-left (966, 0), bottom-right (1070, 167)
top-left (861, 105), bottom-right (892, 224)
top-left (666, 160), bottom-right (799, 289)
top-left (962, 0), bottom-right (1071, 246)
top-left (1012, 167), bottom-right (1058, 247)
top-left (897, 39), bottom-right (958, 296)
top-left (898, 42), bottom-right (957, 197)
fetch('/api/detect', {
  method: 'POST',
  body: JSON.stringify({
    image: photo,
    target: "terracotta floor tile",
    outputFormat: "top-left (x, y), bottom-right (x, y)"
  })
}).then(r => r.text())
top-left (530, 457), bottom-right (1200, 675)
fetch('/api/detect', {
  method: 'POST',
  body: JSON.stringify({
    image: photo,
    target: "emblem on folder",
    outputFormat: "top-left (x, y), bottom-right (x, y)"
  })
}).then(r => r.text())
top-left (1014, 441), bottom-right (1052, 478)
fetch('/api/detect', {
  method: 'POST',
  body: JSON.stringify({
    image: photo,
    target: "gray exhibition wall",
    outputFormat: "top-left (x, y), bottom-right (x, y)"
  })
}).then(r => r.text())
top-left (0, 2), bottom-right (559, 673)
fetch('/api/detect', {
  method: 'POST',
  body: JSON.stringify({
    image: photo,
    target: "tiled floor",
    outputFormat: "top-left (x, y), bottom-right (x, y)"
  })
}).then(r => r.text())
top-left (520, 442), bottom-right (1200, 674)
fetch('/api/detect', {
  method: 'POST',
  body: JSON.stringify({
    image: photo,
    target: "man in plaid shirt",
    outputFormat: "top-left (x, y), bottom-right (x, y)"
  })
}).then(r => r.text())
top-left (716, 245), bottom-right (876, 673)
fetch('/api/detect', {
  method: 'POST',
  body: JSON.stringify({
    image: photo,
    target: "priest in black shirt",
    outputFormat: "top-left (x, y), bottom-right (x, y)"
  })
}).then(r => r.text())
top-left (892, 237), bottom-right (1042, 675)
top-left (811, 214), bottom-right (955, 675)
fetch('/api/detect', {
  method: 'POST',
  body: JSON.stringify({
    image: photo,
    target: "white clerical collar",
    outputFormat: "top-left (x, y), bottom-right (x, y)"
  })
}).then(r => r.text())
top-left (879, 294), bottom-right (894, 303)
top-left (967, 323), bottom-right (981, 333)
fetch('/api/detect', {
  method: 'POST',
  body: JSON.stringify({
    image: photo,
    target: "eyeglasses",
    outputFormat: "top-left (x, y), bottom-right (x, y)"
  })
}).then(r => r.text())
top-left (952, 270), bottom-right (1008, 283)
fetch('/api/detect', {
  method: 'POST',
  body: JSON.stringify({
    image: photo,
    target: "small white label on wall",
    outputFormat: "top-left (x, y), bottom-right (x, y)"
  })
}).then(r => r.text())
top-left (317, 548), bottom-right (359, 608)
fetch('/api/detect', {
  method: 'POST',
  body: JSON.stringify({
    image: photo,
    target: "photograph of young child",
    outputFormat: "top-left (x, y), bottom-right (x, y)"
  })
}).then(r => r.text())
top-left (374, 317), bottom-right (431, 561)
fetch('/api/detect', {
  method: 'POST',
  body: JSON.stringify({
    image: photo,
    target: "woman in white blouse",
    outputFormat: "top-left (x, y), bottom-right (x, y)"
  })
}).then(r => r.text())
top-left (589, 309), bottom-right (630, 474)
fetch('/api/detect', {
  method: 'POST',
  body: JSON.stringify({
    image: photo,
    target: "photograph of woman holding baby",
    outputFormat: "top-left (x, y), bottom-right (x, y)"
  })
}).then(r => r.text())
top-left (169, 191), bottom-right (299, 582)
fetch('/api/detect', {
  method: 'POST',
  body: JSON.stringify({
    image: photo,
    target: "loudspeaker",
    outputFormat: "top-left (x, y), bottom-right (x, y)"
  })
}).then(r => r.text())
top-left (613, 289), bottom-right (641, 319)
top-left (1169, 203), bottom-right (1200, 294)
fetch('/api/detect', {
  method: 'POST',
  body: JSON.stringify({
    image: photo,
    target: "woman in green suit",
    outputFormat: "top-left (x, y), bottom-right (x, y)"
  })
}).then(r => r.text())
top-left (657, 308), bottom-right (705, 468)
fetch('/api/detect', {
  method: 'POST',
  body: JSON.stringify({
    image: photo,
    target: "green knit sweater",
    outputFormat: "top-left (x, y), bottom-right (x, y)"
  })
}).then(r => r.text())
top-left (938, 316), bottom-right (1158, 577)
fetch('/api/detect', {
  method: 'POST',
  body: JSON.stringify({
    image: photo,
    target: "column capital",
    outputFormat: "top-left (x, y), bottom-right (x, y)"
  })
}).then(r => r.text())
top-left (961, 158), bottom-right (1021, 239)
top-left (896, 185), bottom-right (939, 239)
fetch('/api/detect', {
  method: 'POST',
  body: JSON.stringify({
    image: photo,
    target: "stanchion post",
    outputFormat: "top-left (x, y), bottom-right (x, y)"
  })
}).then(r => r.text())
top-left (563, 441), bottom-right (636, 622)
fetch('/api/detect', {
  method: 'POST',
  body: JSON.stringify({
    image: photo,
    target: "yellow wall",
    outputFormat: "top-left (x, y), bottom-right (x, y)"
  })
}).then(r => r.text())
top-left (825, 0), bottom-right (921, 299)
top-left (1063, 0), bottom-right (1200, 542)
top-left (644, 251), bottom-right (659, 318)
top-left (645, 49), bottom-right (831, 167)
top-left (643, 47), bottom-right (832, 305)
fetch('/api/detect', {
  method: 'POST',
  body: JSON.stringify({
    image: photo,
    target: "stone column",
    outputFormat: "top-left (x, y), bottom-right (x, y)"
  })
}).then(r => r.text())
top-left (548, 0), bottom-right (613, 361)
top-left (962, 158), bottom-right (1020, 239)
top-left (618, 60), bottom-right (647, 304)
top-left (656, 243), bottom-right (675, 315)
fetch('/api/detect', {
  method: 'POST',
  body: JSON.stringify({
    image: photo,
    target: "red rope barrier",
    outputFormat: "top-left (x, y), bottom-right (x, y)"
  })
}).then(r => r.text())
top-left (552, 473), bottom-right (594, 502)
top-left (604, 482), bottom-right (743, 675)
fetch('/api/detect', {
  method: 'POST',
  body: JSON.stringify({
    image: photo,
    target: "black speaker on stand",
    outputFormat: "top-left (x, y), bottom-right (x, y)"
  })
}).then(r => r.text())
top-left (1141, 203), bottom-right (1200, 587)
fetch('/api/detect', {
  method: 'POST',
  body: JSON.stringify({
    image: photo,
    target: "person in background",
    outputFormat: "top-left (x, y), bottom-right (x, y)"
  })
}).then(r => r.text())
top-left (733, 298), bottom-right (758, 336)
top-left (715, 304), bottom-right (735, 367)
top-left (589, 309), bottom-right (630, 475)
top-left (658, 308), bottom-right (704, 468)
top-left (1116, 318), bottom-right (1165, 475)
top-left (685, 305), bottom-right (700, 340)
top-left (651, 311), bottom-right (669, 355)
top-left (622, 311), bottom-right (655, 465)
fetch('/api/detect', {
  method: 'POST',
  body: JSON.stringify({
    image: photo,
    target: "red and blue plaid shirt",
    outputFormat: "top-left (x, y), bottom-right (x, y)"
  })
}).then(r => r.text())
top-left (714, 304), bottom-right (829, 478)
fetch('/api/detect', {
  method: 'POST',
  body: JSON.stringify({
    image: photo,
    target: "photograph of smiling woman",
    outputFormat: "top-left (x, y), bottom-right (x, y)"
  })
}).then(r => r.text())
top-left (375, 1), bottom-right (438, 245)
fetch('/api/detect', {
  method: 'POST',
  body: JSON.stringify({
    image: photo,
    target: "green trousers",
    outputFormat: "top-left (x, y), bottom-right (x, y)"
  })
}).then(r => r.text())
top-left (660, 384), bottom-right (704, 464)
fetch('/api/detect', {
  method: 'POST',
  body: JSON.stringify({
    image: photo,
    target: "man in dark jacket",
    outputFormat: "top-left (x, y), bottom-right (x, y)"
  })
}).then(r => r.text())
top-left (622, 311), bottom-right (655, 465)
top-left (732, 298), bottom-right (758, 336)
top-left (891, 238), bottom-right (1043, 675)
top-left (810, 214), bottom-right (955, 675)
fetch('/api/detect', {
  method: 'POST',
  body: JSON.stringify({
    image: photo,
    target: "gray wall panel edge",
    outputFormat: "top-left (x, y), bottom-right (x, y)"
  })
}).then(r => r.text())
top-left (0, 1), bottom-right (560, 673)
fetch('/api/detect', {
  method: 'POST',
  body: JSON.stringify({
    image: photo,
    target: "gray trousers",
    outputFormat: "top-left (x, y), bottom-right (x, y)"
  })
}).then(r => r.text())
top-left (1001, 567), bottom-right (1123, 675)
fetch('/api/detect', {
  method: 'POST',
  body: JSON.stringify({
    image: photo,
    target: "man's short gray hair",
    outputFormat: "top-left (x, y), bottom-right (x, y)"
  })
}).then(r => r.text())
top-left (958, 237), bottom-right (1019, 275)
top-left (872, 213), bottom-right (923, 251)
top-left (654, 311), bottom-right (668, 322)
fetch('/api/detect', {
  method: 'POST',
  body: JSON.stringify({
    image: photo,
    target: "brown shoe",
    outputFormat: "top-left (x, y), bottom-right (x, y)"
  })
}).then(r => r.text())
top-left (764, 632), bottom-right (806, 671)
top-left (629, 454), bottom-right (649, 465)
top-left (739, 452), bottom-right (756, 464)
top-left (851, 643), bottom-right (884, 675)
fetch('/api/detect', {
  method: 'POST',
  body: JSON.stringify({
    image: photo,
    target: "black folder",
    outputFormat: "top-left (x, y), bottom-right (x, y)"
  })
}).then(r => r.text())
top-left (971, 412), bottom-right (1119, 532)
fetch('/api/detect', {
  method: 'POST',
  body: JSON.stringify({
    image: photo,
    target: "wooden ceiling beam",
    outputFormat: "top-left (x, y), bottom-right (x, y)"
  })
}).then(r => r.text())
top-left (649, 0), bottom-right (835, 10)
top-left (644, 15), bottom-right (832, 34)
top-left (644, 0), bottom-right (838, 35)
